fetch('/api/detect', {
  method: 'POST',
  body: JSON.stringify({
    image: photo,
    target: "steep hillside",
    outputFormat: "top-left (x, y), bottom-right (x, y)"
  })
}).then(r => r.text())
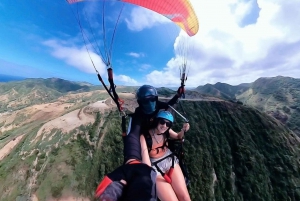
top-left (1, 97), bottom-right (299, 201)
top-left (195, 82), bottom-right (250, 100)
top-left (157, 87), bottom-right (175, 97)
top-left (177, 101), bottom-right (300, 200)
top-left (0, 78), bottom-right (142, 113)
top-left (237, 76), bottom-right (300, 136)
top-left (0, 90), bottom-right (129, 200)
top-left (0, 78), bottom-right (106, 113)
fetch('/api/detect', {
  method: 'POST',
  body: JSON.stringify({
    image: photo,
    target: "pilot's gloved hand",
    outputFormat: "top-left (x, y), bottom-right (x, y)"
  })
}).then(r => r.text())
top-left (177, 86), bottom-right (185, 98)
top-left (95, 163), bottom-right (157, 201)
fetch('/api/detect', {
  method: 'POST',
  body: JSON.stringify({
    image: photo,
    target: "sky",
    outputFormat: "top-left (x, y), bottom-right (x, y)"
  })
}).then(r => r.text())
top-left (0, 0), bottom-right (300, 87)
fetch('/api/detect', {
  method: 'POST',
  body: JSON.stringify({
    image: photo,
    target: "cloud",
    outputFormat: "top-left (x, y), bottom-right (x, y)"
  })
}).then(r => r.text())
top-left (145, 70), bottom-right (178, 87)
top-left (139, 64), bottom-right (152, 71)
top-left (145, 0), bottom-right (300, 86)
top-left (127, 52), bottom-right (145, 58)
top-left (42, 39), bottom-right (106, 75)
top-left (42, 39), bottom-right (141, 86)
top-left (115, 74), bottom-right (138, 85)
top-left (42, 39), bottom-right (141, 85)
top-left (125, 7), bottom-right (169, 31)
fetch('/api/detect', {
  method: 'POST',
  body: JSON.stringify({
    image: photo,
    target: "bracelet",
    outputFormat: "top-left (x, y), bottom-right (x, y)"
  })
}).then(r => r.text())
top-left (181, 128), bottom-right (185, 132)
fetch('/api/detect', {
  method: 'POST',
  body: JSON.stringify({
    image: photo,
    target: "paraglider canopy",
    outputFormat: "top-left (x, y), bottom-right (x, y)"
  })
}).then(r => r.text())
top-left (67, 0), bottom-right (199, 36)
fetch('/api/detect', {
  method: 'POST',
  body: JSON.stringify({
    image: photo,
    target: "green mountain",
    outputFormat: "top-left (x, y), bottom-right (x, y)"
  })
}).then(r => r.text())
top-left (195, 82), bottom-right (250, 100)
top-left (0, 78), bottom-right (299, 200)
top-left (0, 78), bottom-right (132, 113)
top-left (194, 76), bottom-right (300, 136)
top-left (157, 87), bottom-right (176, 97)
top-left (0, 78), bottom-right (93, 111)
top-left (237, 76), bottom-right (300, 136)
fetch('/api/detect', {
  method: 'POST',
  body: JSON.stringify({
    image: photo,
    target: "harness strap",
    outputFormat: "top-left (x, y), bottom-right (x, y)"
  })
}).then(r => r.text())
top-left (168, 139), bottom-right (191, 185)
top-left (121, 115), bottom-right (126, 136)
top-left (127, 159), bottom-right (142, 164)
top-left (107, 68), bottom-right (124, 113)
top-left (152, 153), bottom-right (175, 184)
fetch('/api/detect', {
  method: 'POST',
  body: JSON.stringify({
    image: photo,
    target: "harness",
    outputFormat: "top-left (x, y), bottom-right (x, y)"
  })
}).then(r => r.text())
top-left (144, 130), bottom-right (189, 185)
top-left (167, 138), bottom-right (190, 185)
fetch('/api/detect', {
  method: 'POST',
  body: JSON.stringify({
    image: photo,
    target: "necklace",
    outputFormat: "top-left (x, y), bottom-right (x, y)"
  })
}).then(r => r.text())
top-left (152, 129), bottom-right (163, 144)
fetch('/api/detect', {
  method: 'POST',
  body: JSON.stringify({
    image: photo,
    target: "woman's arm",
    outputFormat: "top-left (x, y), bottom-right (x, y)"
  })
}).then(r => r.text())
top-left (169, 123), bottom-right (190, 139)
top-left (140, 134), bottom-right (151, 166)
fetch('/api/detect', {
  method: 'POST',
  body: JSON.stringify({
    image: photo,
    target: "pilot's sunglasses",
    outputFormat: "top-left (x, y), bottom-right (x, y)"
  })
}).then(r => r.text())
top-left (140, 96), bottom-right (156, 103)
top-left (158, 119), bottom-right (172, 127)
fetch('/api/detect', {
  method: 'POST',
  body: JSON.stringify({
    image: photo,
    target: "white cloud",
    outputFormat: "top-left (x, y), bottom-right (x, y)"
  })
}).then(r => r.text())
top-left (139, 64), bottom-right (152, 71)
top-left (146, 0), bottom-right (300, 86)
top-left (125, 7), bottom-right (169, 31)
top-left (127, 52), bottom-right (145, 58)
top-left (42, 39), bottom-right (106, 75)
top-left (146, 70), bottom-right (179, 87)
top-left (42, 39), bottom-right (141, 86)
top-left (115, 74), bottom-right (138, 85)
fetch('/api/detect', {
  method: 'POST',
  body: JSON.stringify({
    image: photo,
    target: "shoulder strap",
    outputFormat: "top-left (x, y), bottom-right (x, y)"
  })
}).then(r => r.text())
top-left (144, 131), bottom-right (153, 152)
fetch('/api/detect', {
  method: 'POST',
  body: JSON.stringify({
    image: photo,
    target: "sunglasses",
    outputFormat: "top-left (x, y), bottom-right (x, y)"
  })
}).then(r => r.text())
top-left (140, 96), bottom-right (157, 104)
top-left (158, 119), bottom-right (172, 127)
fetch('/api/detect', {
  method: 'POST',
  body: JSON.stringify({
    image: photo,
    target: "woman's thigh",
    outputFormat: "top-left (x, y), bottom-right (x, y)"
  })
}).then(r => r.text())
top-left (156, 175), bottom-right (179, 201)
top-left (170, 164), bottom-right (191, 201)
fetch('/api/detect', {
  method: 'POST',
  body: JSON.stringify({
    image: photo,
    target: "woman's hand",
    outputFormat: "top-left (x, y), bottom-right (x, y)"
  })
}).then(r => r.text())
top-left (182, 123), bottom-right (190, 132)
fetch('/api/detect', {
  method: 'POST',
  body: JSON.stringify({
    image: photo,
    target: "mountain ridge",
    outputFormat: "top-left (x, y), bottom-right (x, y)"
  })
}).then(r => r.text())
top-left (193, 76), bottom-right (300, 136)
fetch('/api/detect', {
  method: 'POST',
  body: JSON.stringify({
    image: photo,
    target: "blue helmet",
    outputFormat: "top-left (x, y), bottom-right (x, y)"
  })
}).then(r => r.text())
top-left (156, 111), bottom-right (174, 123)
top-left (136, 85), bottom-right (158, 101)
top-left (136, 85), bottom-right (158, 114)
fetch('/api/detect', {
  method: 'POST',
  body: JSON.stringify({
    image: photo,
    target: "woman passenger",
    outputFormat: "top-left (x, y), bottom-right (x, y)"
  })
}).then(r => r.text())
top-left (140, 110), bottom-right (191, 201)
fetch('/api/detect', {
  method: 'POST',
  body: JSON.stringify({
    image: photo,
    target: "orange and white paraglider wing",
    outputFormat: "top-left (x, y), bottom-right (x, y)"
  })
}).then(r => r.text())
top-left (67, 0), bottom-right (199, 36)
top-left (122, 0), bottom-right (199, 36)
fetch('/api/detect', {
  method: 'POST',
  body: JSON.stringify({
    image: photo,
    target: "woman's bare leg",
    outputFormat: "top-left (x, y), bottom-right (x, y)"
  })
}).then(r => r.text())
top-left (170, 164), bottom-right (191, 201)
top-left (156, 175), bottom-right (179, 201)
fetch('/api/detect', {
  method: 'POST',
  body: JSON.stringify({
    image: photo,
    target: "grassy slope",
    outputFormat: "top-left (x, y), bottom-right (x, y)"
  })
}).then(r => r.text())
top-left (237, 76), bottom-right (300, 136)
top-left (0, 79), bottom-right (139, 113)
top-left (195, 83), bottom-right (250, 100)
